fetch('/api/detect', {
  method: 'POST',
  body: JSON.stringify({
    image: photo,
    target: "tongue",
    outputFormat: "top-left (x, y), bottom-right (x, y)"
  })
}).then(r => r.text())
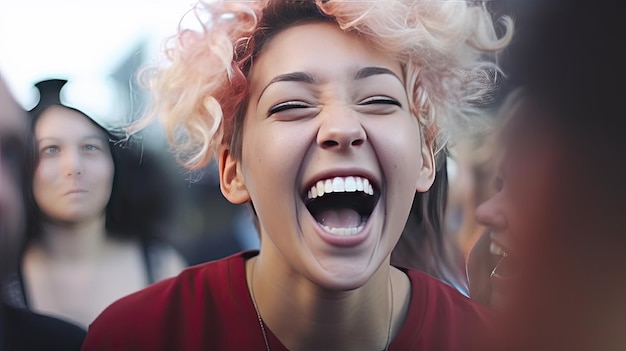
top-left (314, 208), bottom-right (362, 228)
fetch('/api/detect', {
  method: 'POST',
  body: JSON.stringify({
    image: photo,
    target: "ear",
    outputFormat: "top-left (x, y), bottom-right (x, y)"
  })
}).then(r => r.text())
top-left (416, 141), bottom-right (436, 192)
top-left (218, 145), bottom-right (250, 204)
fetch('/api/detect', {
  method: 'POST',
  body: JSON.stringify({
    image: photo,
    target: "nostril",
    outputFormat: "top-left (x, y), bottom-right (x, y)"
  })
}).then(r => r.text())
top-left (351, 139), bottom-right (364, 146)
top-left (322, 140), bottom-right (339, 148)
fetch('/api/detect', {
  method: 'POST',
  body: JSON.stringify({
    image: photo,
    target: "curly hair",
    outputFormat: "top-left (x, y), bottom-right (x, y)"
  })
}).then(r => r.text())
top-left (132, 0), bottom-right (513, 170)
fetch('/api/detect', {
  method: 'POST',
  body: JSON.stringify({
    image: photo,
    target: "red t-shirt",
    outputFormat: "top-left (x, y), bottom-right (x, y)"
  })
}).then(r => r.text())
top-left (82, 251), bottom-right (492, 351)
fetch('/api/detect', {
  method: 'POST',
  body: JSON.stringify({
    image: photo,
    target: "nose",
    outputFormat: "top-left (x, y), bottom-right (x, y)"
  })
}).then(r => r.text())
top-left (316, 107), bottom-right (366, 150)
top-left (475, 194), bottom-right (507, 232)
top-left (64, 150), bottom-right (84, 176)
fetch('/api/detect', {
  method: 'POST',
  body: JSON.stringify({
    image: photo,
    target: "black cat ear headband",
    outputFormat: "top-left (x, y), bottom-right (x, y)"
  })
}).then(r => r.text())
top-left (28, 78), bottom-right (126, 142)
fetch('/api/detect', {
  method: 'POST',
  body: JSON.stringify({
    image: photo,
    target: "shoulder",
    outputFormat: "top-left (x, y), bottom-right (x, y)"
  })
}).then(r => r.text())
top-left (406, 268), bottom-right (490, 318)
top-left (399, 268), bottom-right (494, 349)
top-left (2, 303), bottom-right (85, 351)
top-left (81, 251), bottom-right (252, 350)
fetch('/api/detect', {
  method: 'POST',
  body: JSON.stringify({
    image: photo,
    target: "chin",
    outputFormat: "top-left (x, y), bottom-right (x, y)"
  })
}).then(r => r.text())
top-left (309, 258), bottom-right (377, 291)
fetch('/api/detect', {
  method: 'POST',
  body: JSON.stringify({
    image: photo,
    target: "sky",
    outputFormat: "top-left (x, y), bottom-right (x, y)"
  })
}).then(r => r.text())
top-left (0, 0), bottom-right (195, 120)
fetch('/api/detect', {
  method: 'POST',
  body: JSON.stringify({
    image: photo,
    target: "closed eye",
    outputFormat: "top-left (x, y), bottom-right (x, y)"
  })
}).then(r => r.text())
top-left (268, 101), bottom-right (313, 116)
top-left (359, 96), bottom-right (402, 107)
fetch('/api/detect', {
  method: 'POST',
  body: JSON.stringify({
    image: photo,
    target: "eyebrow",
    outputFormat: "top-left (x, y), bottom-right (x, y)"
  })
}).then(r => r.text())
top-left (257, 66), bottom-right (402, 103)
top-left (354, 66), bottom-right (401, 82)
top-left (257, 72), bottom-right (316, 103)
top-left (37, 134), bottom-right (108, 143)
top-left (269, 71), bottom-right (316, 86)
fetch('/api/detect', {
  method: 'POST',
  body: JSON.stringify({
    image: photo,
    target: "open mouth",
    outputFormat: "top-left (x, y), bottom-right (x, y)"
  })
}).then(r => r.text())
top-left (304, 176), bottom-right (379, 236)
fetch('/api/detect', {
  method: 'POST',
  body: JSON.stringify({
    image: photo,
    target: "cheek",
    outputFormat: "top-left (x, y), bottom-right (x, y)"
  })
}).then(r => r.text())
top-left (33, 162), bottom-right (55, 197)
top-left (240, 121), bottom-right (305, 191)
top-left (504, 146), bottom-right (566, 274)
top-left (505, 172), bottom-right (550, 247)
top-left (101, 158), bottom-right (115, 184)
top-left (246, 133), bottom-right (292, 168)
top-left (367, 117), bottom-right (423, 239)
top-left (94, 158), bottom-right (115, 194)
top-left (368, 116), bottom-right (423, 185)
top-left (510, 151), bottom-right (560, 217)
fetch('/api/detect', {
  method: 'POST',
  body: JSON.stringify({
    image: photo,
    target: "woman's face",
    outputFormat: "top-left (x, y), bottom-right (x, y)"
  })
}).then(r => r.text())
top-left (220, 22), bottom-right (435, 289)
top-left (470, 163), bottom-right (517, 310)
top-left (33, 106), bottom-right (114, 224)
top-left (469, 108), bottom-right (563, 310)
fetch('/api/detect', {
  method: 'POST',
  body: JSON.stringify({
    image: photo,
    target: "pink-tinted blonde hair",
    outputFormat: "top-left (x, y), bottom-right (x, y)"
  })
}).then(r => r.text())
top-left (132, 0), bottom-right (513, 170)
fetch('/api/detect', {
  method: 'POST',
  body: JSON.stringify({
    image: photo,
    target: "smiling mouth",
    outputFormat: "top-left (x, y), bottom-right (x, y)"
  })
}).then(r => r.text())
top-left (304, 176), bottom-right (379, 236)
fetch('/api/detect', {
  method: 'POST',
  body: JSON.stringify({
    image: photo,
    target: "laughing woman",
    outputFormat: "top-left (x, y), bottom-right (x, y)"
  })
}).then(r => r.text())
top-left (82, 1), bottom-right (512, 350)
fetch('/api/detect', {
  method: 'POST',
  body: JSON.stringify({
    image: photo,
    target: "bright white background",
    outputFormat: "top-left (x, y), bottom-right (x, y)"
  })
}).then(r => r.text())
top-left (0, 0), bottom-right (195, 120)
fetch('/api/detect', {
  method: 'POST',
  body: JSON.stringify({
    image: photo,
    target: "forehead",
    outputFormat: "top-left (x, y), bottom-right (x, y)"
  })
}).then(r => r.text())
top-left (36, 106), bottom-right (107, 138)
top-left (248, 21), bottom-right (403, 93)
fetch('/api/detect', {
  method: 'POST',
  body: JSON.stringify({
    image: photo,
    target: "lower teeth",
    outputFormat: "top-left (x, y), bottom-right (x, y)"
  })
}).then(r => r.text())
top-left (321, 224), bottom-right (364, 236)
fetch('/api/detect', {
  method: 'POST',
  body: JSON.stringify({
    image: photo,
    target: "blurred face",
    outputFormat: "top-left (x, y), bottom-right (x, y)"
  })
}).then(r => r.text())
top-left (471, 163), bottom-right (517, 309)
top-left (0, 79), bottom-right (26, 277)
top-left (33, 106), bottom-right (114, 224)
top-left (470, 105), bottom-right (562, 310)
top-left (220, 22), bottom-right (435, 289)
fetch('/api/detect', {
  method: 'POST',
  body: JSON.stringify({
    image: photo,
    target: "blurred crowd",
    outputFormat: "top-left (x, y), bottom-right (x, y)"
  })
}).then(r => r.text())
top-left (1, 0), bottom-right (625, 350)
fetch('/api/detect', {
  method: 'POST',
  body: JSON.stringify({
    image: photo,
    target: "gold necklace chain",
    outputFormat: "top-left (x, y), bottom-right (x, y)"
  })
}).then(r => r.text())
top-left (249, 261), bottom-right (394, 351)
top-left (249, 266), bottom-right (271, 351)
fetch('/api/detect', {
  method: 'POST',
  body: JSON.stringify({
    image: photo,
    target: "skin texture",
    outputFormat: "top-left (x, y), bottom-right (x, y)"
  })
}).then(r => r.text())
top-left (33, 106), bottom-right (114, 224)
top-left (222, 22), bottom-right (434, 288)
top-left (219, 22), bottom-right (434, 350)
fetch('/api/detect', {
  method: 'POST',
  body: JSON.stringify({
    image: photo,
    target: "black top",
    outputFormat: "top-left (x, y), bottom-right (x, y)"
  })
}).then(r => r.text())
top-left (0, 302), bottom-right (85, 351)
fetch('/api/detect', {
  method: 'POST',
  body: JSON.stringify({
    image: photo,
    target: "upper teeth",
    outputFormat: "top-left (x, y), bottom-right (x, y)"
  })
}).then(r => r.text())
top-left (307, 176), bottom-right (374, 200)
top-left (490, 241), bottom-right (506, 256)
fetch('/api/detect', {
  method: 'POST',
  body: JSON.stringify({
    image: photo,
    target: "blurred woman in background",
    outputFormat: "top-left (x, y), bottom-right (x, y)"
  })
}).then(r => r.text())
top-left (469, 1), bottom-right (626, 348)
top-left (6, 78), bottom-right (187, 329)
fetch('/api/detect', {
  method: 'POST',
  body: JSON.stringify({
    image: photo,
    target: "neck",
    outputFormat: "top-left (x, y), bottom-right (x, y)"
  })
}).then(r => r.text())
top-left (247, 251), bottom-right (409, 351)
top-left (38, 215), bottom-right (109, 261)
